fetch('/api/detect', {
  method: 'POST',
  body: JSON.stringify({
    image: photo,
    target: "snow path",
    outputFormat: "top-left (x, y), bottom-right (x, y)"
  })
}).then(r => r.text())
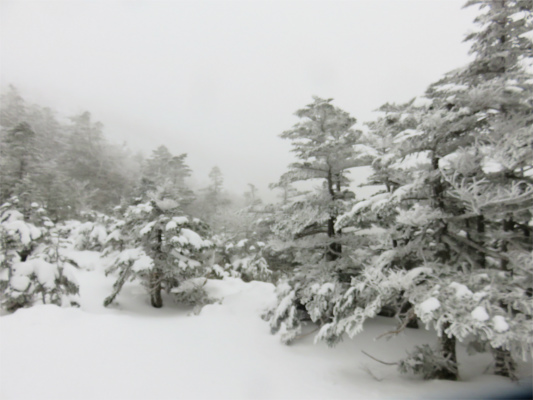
top-left (0, 255), bottom-right (529, 399)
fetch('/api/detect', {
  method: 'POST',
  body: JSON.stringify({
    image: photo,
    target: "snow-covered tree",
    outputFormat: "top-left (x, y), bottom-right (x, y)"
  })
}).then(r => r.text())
top-left (103, 196), bottom-right (214, 309)
top-left (0, 199), bottom-right (79, 312)
top-left (315, 0), bottom-right (533, 380)
top-left (266, 97), bottom-right (374, 343)
top-left (136, 145), bottom-right (194, 207)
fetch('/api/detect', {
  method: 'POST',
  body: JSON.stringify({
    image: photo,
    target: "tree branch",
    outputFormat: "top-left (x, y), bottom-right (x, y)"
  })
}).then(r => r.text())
top-left (361, 350), bottom-right (398, 366)
top-left (294, 228), bottom-right (329, 240)
top-left (443, 231), bottom-right (509, 262)
top-left (376, 308), bottom-right (416, 340)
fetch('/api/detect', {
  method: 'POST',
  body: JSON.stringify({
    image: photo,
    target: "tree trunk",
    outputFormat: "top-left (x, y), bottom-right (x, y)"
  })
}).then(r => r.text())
top-left (150, 228), bottom-right (164, 308)
top-left (150, 267), bottom-right (163, 308)
top-left (501, 217), bottom-right (514, 271)
top-left (325, 169), bottom-right (341, 261)
top-left (435, 324), bottom-right (458, 380)
top-left (492, 346), bottom-right (516, 379)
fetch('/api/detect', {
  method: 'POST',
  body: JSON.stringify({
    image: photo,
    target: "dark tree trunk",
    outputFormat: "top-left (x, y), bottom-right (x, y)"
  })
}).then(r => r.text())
top-left (473, 215), bottom-right (487, 268)
top-left (150, 268), bottom-right (163, 308)
top-left (150, 228), bottom-right (164, 308)
top-left (501, 217), bottom-right (514, 272)
top-left (400, 302), bottom-right (418, 329)
top-left (493, 346), bottom-right (516, 380)
top-left (435, 325), bottom-right (458, 380)
top-left (325, 169), bottom-right (341, 261)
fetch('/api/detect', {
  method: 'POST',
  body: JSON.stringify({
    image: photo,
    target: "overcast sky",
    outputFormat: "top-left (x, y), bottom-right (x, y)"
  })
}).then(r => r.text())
top-left (1, 0), bottom-right (479, 202)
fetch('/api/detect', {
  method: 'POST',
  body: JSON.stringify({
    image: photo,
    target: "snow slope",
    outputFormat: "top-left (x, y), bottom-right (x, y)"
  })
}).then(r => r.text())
top-left (0, 253), bottom-right (530, 400)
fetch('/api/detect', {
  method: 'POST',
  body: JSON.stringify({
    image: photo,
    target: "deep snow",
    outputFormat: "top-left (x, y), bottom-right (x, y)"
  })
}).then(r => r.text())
top-left (0, 252), bottom-right (531, 400)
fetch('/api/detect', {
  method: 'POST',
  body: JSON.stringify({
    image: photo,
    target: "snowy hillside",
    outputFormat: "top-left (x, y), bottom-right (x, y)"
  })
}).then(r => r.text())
top-left (0, 251), bottom-right (530, 400)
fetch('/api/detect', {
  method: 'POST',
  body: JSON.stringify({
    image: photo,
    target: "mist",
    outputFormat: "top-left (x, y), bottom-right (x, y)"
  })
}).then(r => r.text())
top-left (1, 0), bottom-right (478, 202)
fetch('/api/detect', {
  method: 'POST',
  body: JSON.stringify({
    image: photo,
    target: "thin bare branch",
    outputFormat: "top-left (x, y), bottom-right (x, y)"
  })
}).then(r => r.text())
top-left (361, 350), bottom-right (398, 366)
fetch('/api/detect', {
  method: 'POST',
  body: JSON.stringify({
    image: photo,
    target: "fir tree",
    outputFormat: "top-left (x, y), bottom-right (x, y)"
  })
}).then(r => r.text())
top-left (267, 97), bottom-right (373, 343)
top-left (316, 0), bottom-right (533, 380)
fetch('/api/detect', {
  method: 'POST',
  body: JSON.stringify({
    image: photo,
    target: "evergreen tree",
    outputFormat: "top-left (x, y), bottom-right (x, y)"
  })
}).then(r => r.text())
top-left (137, 145), bottom-right (194, 206)
top-left (315, 0), bottom-right (532, 380)
top-left (0, 199), bottom-right (79, 312)
top-left (266, 97), bottom-right (374, 343)
top-left (103, 198), bottom-right (213, 309)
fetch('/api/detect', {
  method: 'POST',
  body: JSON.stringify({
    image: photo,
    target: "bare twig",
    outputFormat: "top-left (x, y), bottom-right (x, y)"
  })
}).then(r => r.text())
top-left (376, 308), bottom-right (416, 340)
top-left (361, 350), bottom-right (398, 366)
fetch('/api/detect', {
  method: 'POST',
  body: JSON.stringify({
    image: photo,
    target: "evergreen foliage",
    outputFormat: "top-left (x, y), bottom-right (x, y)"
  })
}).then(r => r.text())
top-left (0, 199), bottom-right (79, 312)
top-left (305, 0), bottom-right (533, 381)
top-left (266, 97), bottom-right (374, 342)
top-left (103, 198), bottom-right (214, 309)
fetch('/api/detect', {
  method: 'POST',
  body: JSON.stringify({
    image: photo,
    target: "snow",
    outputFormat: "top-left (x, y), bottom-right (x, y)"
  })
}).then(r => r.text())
top-left (90, 225), bottom-right (108, 245)
top-left (1, 209), bottom-right (24, 223)
top-left (492, 316), bottom-right (509, 333)
top-left (449, 282), bottom-right (473, 299)
top-left (353, 143), bottom-right (379, 157)
top-left (172, 216), bottom-right (189, 225)
top-left (390, 151), bottom-right (432, 171)
top-left (130, 203), bottom-right (153, 214)
top-left (132, 254), bottom-right (154, 272)
top-left (471, 306), bottom-right (490, 322)
top-left (12, 258), bottom-right (58, 289)
top-left (165, 220), bottom-right (177, 230)
top-left (63, 250), bottom-right (103, 271)
top-left (413, 96), bottom-right (432, 108)
top-left (419, 297), bottom-right (441, 313)
top-left (396, 204), bottom-right (445, 227)
top-left (0, 251), bottom-right (531, 400)
top-left (2, 219), bottom-right (42, 245)
top-left (116, 248), bottom-right (153, 273)
top-left (401, 267), bottom-right (432, 287)
top-left (154, 198), bottom-right (179, 210)
top-left (318, 282), bottom-right (335, 295)
top-left (180, 228), bottom-right (211, 249)
top-left (393, 129), bottom-right (424, 143)
top-left (170, 277), bottom-right (207, 294)
top-left (9, 275), bottom-right (30, 291)
top-left (481, 158), bottom-right (505, 174)
top-left (139, 221), bottom-right (156, 236)
top-left (34, 259), bottom-right (58, 289)
top-left (434, 83), bottom-right (468, 93)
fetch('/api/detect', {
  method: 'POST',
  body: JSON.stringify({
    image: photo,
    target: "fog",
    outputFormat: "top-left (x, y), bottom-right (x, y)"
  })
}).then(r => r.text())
top-left (0, 0), bottom-right (478, 202)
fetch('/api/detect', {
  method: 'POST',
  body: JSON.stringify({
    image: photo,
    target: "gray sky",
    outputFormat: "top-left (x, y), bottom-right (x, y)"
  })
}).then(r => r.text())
top-left (0, 0), bottom-right (478, 202)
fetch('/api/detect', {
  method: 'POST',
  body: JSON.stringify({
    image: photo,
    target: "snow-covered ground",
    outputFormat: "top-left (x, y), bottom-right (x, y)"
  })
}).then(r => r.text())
top-left (0, 251), bottom-right (531, 400)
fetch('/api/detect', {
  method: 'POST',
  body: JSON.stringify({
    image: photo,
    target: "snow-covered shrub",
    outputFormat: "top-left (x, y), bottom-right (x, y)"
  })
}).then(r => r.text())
top-left (103, 200), bottom-right (214, 308)
top-left (398, 344), bottom-right (458, 380)
top-left (2, 258), bottom-right (78, 311)
top-left (63, 211), bottom-right (119, 251)
top-left (0, 201), bottom-right (44, 268)
top-left (102, 218), bottom-right (126, 255)
top-left (213, 236), bottom-right (272, 282)
top-left (0, 199), bottom-right (79, 312)
top-left (266, 262), bottom-right (346, 344)
top-left (316, 261), bottom-right (429, 346)
top-left (171, 277), bottom-right (216, 314)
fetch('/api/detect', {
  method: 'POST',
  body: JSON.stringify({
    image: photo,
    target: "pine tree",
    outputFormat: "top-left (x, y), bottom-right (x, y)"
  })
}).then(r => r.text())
top-left (266, 97), bottom-right (374, 343)
top-left (138, 145), bottom-right (194, 206)
top-left (103, 198), bottom-right (213, 309)
top-left (316, 0), bottom-right (532, 380)
top-left (0, 199), bottom-right (79, 312)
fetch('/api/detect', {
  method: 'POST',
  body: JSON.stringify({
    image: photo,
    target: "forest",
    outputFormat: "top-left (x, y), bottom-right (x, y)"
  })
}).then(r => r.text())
top-left (1, 0), bottom-right (532, 399)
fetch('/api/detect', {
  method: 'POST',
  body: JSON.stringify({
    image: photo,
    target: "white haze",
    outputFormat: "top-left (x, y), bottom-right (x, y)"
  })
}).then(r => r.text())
top-left (0, 0), bottom-right (478, 202)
